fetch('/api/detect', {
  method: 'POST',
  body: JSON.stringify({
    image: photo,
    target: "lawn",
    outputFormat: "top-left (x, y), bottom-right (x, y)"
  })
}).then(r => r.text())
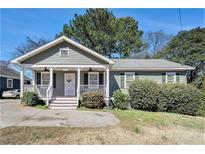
top-left (0, 109), bottom-right (204, 144)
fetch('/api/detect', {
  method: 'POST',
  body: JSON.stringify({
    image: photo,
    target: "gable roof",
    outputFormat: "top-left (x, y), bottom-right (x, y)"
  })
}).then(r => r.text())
top-left (111, 59), bottom-right (195, 71)
top-left (11, 36), bottom-right (114, 65)
top-left (0, 65), bottom-right (31, 80)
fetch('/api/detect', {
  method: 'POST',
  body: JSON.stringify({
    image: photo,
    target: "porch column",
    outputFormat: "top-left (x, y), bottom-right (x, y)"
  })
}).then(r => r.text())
top-left (32, 70), bottom-right (35, 86)
top-left (77, 68), bottom-right (81, 105)
top-left (49, 67), bottom-right (53, 94)
top-left (46, 67), bottom-right (53, 106)
top-left (105, 67), bottom-right (110, 106)
top-left (20, 68), bottom-right (24, 98)
top-left (32, 70), bottom-right (35, 92)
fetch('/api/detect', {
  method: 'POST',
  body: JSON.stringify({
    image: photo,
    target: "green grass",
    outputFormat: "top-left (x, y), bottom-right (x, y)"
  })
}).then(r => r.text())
top-left (34, 105), bottom-right (48, 110)
top-left (111, 109), bottom-right (204, 130)
top-left (80, 107), bottom-right (205, 130)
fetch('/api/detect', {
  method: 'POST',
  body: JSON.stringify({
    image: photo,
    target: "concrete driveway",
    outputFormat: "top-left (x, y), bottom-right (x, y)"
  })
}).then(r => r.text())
top-left (0, 99), bottom-right (119, 128)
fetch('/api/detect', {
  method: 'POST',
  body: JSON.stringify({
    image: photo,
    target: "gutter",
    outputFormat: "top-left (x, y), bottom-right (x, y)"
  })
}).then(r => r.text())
top-left (110, 67), bottom-right (195, 71)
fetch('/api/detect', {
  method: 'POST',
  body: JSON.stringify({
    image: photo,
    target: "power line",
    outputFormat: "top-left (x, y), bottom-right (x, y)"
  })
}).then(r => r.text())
top-left (178, 8), bottom-right (183, 31)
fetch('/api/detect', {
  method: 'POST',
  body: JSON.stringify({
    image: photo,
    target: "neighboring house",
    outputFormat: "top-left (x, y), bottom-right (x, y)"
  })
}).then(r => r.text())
top-left (11, 36), bottom-right (194, 109)
top-left (0, 64), bottom-right (31, 97)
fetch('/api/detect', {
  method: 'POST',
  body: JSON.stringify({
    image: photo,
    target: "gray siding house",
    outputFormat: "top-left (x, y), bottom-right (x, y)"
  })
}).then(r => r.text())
top-left (11, 36), bottom-right (194, 109)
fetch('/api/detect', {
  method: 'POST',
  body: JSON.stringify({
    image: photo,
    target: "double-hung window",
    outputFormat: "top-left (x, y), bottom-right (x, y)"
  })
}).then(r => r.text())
top-left (124, 72), bottom-right (135, 88)
top-left (88, 72), bottom-right (99, 88)
top-left (166, 72), bottom-right (176, 83)
top-left (41, 72), bottom-right (50, 85)
top-left (7, 78), bottom-right (13, 88)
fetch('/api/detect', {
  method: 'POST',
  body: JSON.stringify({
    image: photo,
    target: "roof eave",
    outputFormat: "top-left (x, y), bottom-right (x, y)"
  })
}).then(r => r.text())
top-left (111, 67), bottom-right (195, 71)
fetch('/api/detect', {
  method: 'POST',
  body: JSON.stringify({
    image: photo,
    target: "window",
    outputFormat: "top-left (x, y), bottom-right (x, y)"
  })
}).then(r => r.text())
top-left (88, 72), bottom-right (99, 88)
top-left (41, 72), bottom-right (50, 85)
top-left (124, 72), bottom-right (135, 88)
top-left (166, 72), bottom-right (176, 83)
top-left (59, 48), bottom-right (69, 56)
top-left (7, 78), bottom-right (13, 88)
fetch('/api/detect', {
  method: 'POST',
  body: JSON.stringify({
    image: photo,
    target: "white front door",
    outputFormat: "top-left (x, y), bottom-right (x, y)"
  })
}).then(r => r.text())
top-left (64, 73), bottom-right (75, 96)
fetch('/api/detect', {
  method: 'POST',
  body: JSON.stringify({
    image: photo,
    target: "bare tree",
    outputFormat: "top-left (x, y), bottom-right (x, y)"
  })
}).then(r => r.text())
top-left (12, 36), bottom-right (50, 58)
top-left (143, 30), bottom-right (172, 56)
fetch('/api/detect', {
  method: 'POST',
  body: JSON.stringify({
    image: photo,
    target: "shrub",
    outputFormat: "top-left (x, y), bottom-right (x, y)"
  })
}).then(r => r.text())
top-left (191, 74), bottom-right (205, 92)
top-left (112, 90), bottom-right (129, 109)
top-left (21, 92), bottom-right (39, 106)
top-left (81, 91), bottom-right (105, 109)
top-left (158, 84), bottom-right (205, 116)
top-left (129, 79), bottom-right (160, 111)
top-left (197, 101), bottom-right (205, 117)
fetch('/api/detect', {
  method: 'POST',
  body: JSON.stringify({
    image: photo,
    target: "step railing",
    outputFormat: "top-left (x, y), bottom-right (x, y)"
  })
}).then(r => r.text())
top-left (46, 84), bottom-right (53, 106)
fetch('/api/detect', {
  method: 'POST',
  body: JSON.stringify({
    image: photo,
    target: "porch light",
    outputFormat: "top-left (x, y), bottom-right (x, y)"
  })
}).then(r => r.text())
top-left (44, 67), bottom-right (49, 72)
top-left (88, 68), bottom-right (92, 72)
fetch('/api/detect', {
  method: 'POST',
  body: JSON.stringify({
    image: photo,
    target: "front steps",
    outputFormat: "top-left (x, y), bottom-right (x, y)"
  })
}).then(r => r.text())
top-left (49, 97), bottom-right (78, 109)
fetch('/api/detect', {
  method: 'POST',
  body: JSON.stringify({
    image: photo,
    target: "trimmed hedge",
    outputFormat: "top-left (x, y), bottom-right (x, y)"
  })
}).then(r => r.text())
top-left (112, 90), bottom-right (129, 109)
top-left (128, 79), bottom-right (205, 116)
top-left (81, 92), bottom-right (105, 109)
top-left (129, 80), bottom-right (160, 111)
top-left (197, 98), bottom-right (205, 117)
top-left (158, 84), bottom-right (205, 116)
top-left (22, 92), bottom-right (39, 106)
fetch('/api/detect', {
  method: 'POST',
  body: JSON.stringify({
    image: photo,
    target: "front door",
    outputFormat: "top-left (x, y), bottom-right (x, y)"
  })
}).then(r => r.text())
top-left (64, 73), bottom-right (75, 96)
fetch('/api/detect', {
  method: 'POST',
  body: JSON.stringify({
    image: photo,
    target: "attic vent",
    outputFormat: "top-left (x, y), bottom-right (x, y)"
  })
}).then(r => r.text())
top-left (59, 47), bottom-right (70, 56)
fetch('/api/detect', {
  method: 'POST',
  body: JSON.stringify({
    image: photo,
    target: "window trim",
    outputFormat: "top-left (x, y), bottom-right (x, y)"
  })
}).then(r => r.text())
top-left (59, 47), bottom-right (70, 56)
top-left (124, 72), bottom-right (135, 89)
top-left (88, 72), bottom-right (99, 88)
top-left (41, 72), bottom-right (50, 86)
top-left (166, 72), bottom-right (176, 83)
top-left (7, 78), bottom-right (13, 88)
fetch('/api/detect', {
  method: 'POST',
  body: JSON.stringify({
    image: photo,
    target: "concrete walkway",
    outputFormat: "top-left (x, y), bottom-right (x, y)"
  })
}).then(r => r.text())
top-left (0, 99), bottom-right (119, 128)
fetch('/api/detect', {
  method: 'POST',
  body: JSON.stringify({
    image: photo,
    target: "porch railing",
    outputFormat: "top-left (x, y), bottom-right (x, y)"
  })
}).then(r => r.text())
top-left (24, 84), bottom-right (106, 98)
top-left (80, 85), bottom-right (106, 96)
top-left (36, 85), bottom-right (49, 98)
top-left (24, 84), bottom-right (49, 98)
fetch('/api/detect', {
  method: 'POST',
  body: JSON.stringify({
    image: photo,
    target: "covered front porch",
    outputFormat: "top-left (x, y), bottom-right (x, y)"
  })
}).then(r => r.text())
top-left (21, 65), bottom-right (110, 107)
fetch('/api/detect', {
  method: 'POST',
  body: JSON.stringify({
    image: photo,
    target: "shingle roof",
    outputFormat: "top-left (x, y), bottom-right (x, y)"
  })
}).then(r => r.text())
top-left (0, 65), bottom-right (31, 80)
top-left (111, 59), bottom-right (195, 71)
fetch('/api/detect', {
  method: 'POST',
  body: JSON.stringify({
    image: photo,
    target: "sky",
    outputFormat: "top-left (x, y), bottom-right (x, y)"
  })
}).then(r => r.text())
top-left (0, 8), bottom-right (204, 61)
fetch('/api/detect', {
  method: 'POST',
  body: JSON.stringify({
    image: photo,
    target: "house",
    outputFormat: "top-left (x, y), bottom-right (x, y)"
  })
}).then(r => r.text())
top-left (11, 36), bottom-right (195, 109)
top-left (0, 64), bottom-right (31, 97)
